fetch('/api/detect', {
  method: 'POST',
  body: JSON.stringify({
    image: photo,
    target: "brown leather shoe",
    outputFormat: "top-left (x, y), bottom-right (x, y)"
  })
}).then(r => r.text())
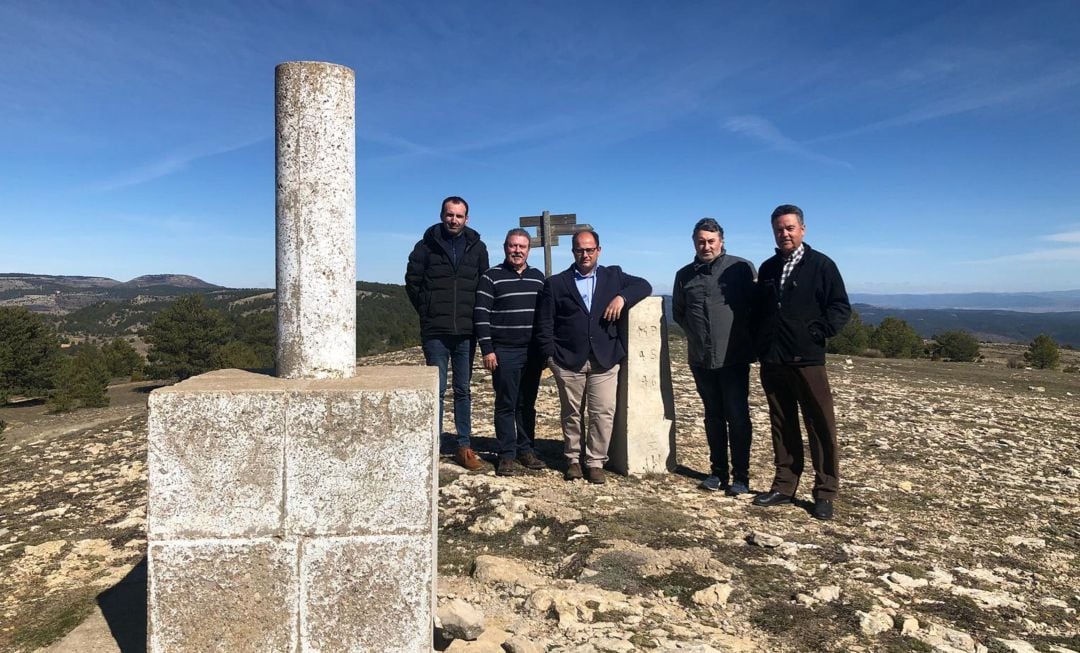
top-left (496, 458), bottom-right (515, 476)
top-left (455, 447), bottom-right (483, 471)
top-left (586, 467), bottom-right (605, 485)
top-left (517, 452), bottom-right (545, 470)
top-left (564, 462), bottom-right (583, 481)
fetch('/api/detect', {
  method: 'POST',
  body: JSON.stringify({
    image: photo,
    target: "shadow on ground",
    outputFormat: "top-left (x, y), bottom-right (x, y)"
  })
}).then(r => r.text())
top-left (98, 557), bottom-right (147, 653)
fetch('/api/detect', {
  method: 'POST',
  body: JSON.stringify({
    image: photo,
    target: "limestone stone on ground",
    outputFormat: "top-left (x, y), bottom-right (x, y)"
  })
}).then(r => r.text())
top-left (438, 598), bottom-right (486, 641)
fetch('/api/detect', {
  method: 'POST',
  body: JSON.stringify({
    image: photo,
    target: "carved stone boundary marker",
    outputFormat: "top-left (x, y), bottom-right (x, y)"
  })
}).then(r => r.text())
top-left (147, 62), bottom-right (439, 652)
top-left (611, 297), bottom-right (677, 474)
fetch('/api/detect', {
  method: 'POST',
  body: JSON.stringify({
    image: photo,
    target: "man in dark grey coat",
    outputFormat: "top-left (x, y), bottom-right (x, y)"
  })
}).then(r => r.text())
top-left (673, 218), bottom-right (757, 496)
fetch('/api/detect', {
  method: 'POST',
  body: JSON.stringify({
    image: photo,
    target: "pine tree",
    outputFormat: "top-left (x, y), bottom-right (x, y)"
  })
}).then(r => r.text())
top-left (930, 331), bottom-right (980, 362)
top-left (827, 310), bottom-right (871, 356)
top-left (50, 345), bottom-right (110, 412)
top-left (870, 317), bottom-right (923, 358)
top-left (102, 337), bottom-right (144, 380)
top-left (144, 295), bottom-right (229, 380)
top-left (0, 307), bottom-right (61, 403)
top-left (1024, 334), bottom-right (1060, 369)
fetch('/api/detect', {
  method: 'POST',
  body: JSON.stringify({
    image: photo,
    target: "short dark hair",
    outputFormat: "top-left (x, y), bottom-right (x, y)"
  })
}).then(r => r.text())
top-left (441, 196), bottom-right (469, 217)
top-left (504, 228), bottom-right (532, 247)
top-left (572, 229), bottom-right (600, 249)
top-left (771, 204), bottom-right (804, 225)
top-left (693, 217), bottom-right (724, 239)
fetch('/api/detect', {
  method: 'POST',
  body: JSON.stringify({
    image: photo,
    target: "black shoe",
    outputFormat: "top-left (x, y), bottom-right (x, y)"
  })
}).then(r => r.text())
top-left (752, 490), bottom-right (795, 507)
top-left (496, 458), bottom-right (515, 477)
top-left (812, 498), bottom-right (834, 520)
top-left (517, 452), bottom-right (546, 470)
top-left (564, 462), bottom-right (583, 481)
top-left (586, 467), bottom-right (606, 485)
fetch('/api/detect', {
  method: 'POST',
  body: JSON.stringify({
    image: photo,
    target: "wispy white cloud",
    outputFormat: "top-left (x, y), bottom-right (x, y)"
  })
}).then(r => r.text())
top-left (813, 63), bottom-right (1080, 143)
top-left (1042, 229), bottom-right (1080, 244)
top-left (89, 136), bottom-right (267, 192)
top-left (972, 247), bottom-right (1080, 264)
top-left (723, 115), bottom-right (854, 170)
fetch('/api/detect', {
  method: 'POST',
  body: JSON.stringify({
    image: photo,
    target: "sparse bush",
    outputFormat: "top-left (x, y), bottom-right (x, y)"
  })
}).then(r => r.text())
top-left (930, 330), bottom-right (980, 362)
top-left (1063, 365), bottom-right (1078, 374)
top-left (863, 348), bottom-right (884, 358)
top-left (870, 317), bottom-right (923, 358)
top-left (1006, 357), bottom-right (1024, 369)
top-left (827, 310), bottom-right (871, 355)
top-left (144, 295), bottom-right (230, 380)
top-left (1024, 334), bottom-right (1060, 370)
top-left (50, 345), bottom-right (110, 412)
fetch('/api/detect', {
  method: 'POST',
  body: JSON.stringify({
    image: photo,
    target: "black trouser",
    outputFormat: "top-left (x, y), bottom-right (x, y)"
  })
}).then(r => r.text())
top-left (759, 363), bottom-right (840, 500)
top-left (691, 363), bottom-right (752, 485)
top-left (491, 345), bottom-right (544, 460)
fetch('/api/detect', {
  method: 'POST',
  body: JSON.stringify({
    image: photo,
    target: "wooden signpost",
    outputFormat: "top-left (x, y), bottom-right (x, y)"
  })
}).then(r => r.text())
top-left (519, 210), bottom-right (591, 277)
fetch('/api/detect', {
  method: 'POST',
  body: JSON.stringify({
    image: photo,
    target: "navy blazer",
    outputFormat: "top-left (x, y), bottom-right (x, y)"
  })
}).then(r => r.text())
top-left (535, 264), bottom-right (653, 371)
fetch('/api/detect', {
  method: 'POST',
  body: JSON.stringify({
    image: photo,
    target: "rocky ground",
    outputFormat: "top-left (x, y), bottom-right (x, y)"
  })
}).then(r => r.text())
top-left (0, 341), bottom-right (1077, 652)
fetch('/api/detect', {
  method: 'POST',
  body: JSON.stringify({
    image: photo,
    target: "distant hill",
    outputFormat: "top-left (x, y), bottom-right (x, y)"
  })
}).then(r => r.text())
top-left (854, 304), bottom-right (1080, 346)
top-left (659, 295), bottom-right (1080, 347)
top-left (0, 273), bottom-right (222, 314)
top-left (0, 276), bottom-right (421, 358)
top-left (849, 289), bottom-right (1080, 312)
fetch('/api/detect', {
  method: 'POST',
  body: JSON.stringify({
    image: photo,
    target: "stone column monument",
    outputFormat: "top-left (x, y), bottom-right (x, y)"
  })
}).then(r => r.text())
top-left (146, 62), bottom-right (439, 652)
top-left (276, 61), bottom-right (357, 379)
top-left (610, 296), bottom-right (677, 475)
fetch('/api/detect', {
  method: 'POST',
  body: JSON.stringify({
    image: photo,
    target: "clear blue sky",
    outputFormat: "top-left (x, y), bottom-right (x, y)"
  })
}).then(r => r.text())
top-left (2, 1), bottom-right (1079, 294)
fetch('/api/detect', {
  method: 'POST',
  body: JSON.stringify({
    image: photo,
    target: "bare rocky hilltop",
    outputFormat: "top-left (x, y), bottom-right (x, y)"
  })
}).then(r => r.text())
top-left (1, 340), bottom-right (1077, 653)
top-left (0, 274), bottom-right (221, 314)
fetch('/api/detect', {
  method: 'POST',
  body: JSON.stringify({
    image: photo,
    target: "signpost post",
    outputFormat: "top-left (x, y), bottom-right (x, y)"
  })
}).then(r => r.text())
top-left (519, 210), bottom-right (590, 277)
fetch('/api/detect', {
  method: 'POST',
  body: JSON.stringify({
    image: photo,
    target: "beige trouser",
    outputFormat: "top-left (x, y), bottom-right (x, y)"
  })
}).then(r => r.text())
top-left (550, 357), bottom-right (620, 468)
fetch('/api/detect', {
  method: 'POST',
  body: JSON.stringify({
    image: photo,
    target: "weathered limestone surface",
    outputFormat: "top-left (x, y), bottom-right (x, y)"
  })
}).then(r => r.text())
top-left (147, 367), bottom-right (439, 652)
top-left (275, 61), bottom-right (356, 379)
top-left (148, 540), bottom-right (298, 652)
top-left (301, 537), bottom-right (432, 652)
top-left (611, 296), bottom-right (677, 475)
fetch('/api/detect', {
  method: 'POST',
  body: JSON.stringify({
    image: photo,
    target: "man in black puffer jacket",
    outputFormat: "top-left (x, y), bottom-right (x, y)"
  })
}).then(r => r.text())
top-left (406, 196), bottom-right (490, 470)
top-left (751, 204), bottom-right (850, 521)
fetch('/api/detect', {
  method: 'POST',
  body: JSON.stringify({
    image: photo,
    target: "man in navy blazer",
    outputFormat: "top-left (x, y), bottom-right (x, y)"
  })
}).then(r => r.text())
top-left (535, 229), bottom-right (652, 484)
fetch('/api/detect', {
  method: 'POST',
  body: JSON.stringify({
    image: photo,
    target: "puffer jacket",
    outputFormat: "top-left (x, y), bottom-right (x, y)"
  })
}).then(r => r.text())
top-left (405, 224), bottom-right (489, 339)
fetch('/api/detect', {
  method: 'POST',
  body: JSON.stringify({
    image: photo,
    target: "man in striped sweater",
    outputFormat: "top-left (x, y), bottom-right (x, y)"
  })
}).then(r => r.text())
top-left (473, 228), bottom-right (548, 476)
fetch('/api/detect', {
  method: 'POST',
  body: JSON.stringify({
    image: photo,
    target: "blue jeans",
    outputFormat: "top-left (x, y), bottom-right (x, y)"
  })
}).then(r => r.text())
top-left (423, 335), bottom-right (475, 449)
top-left (491, 346), bottom-right (543, 460)
top-left (691, 363), bottom-right (752, 484)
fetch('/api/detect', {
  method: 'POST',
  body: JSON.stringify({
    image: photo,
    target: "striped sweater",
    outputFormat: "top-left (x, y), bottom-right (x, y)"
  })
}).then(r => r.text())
top-left (473, 262), bottom-right (546, 355)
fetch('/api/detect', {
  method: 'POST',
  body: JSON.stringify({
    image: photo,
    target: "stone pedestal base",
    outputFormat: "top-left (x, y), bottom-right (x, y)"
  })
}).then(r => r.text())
top-left (611, 297), bottom-right (677, 475)
top-left (147, 367), bottom-right (438, 652)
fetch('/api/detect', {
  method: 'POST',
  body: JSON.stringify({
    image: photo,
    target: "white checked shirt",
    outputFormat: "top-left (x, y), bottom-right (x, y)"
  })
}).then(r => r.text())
top-left (779, 244), bottom-right (805, 294)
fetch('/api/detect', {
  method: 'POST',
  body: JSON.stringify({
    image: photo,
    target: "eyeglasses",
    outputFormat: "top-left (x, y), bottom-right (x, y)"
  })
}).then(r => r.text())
top-left (572, 247), bottom-right (598, 255)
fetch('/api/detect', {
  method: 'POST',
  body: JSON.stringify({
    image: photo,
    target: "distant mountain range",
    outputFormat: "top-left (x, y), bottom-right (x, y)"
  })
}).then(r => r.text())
top-left (849, 289), bottom-right (1080, 312)
top-left (660, 293), bottom-right (1080, 347)
top-left (852, 304), bottom-right (1080, 346)
top-left (5, 274), bottom-right (1080, 347)
top-left (0, 273), bottom-right (223, 314)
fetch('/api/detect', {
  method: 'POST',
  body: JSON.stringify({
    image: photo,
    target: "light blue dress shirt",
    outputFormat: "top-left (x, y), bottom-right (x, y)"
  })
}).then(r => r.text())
top-left (573, 266), bottom-right (597, 312)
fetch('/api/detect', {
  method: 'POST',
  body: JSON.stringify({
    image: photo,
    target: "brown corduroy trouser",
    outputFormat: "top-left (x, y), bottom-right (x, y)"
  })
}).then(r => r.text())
top-left (759, 363), bottom-right (840, 500)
